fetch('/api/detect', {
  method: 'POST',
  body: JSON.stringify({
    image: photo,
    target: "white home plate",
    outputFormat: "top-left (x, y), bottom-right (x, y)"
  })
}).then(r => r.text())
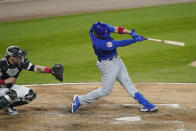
top-left (115, 116), bottom-right (141, 122)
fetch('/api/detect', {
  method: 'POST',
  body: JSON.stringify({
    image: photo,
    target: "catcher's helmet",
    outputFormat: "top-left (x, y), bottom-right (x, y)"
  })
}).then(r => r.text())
top-left (92, 22), bottom-right (109, 39)
top-left (5, 46), bottom-right (26, 58)
top-left (5, 46), bottom-right (27, 67)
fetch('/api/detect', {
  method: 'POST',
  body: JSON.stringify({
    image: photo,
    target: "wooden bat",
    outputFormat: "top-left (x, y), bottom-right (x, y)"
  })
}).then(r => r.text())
top-left (147, 38), bottom-right (185, 47)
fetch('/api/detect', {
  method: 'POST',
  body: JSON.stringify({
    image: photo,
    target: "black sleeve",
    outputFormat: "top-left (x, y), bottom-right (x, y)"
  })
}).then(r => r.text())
top-left (22, 59), bottom-right (35, 71)
top-left (29, 65), bottom-right (35, 71)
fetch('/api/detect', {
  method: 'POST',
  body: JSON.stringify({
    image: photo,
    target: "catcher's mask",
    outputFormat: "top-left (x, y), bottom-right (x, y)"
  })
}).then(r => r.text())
top-left (5, 46), bottom-right (27, 67)
top-left (92, 22), bottom-right (109, 39)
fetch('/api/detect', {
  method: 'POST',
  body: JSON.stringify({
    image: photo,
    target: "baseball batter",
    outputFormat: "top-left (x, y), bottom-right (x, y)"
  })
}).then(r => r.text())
top-left (71, 22), bottom-right (158, 113)
top-left (0, 46), bottom-right (64, 115)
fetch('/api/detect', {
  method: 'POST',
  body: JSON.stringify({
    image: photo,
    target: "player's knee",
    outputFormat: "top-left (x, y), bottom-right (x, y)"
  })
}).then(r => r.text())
top-left (10, 89), bottom-right (36, 107)
top-left (25, 89), bottom-right (36, 102)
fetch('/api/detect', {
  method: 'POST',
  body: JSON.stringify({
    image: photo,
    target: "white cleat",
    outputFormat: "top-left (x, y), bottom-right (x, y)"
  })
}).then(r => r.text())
top-left (140, 106), bottom-right (159, 112)
top-left (7, 107), bottom-right (18, 116)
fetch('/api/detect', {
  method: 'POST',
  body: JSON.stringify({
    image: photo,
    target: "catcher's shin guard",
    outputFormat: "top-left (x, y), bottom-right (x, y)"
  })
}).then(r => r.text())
top-left (0, 90), bottom-right (17, 109)
top-left (10, 89), bottom-right (36, 107)
top-left (0, 96), bottom-right (9, 109)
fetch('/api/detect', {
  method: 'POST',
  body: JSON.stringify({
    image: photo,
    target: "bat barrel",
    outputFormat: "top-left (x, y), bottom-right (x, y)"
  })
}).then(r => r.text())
top-left (147, 38), bottom-right (185, 47)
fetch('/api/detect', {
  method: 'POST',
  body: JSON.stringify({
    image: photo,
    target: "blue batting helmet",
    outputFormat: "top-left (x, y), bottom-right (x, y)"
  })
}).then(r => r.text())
top-left (92, 22), bottom-right (109, 39)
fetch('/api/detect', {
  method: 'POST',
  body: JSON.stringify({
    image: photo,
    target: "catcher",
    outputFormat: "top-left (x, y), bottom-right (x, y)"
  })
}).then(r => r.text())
top-left (0, 46), bottom-right (64, 115)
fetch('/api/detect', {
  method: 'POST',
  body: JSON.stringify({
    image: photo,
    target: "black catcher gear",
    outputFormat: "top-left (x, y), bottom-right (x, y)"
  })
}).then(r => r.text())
top-left (5, 46), bottom-right (27, 67)
top-left (0, 89), bottom-right (17, 109)
top-left (5, 46), bottom-right (26, 58)
top-left (51, 64), bottom-right (64, 81)
top-left (10, 89), bottom-right (36, 107)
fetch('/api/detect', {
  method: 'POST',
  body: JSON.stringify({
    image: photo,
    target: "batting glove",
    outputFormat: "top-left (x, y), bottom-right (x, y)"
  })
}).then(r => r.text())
top-left (130, 29), bottom-right (140, 38)
top-left (134, 36), bottom-right (147, 42)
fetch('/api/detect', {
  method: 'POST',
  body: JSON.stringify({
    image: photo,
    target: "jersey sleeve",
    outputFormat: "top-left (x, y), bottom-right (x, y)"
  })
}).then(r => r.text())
top-left (22, 59), bottom-right (35, 71)
top-left (106, 24), bottom-right (115, 33)
top-left (96, 39), bottom-right (137, 51)
top-left (112, 39), bottom-right (137, 47)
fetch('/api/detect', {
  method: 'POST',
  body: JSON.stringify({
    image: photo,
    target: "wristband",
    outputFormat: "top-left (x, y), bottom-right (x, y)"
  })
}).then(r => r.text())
top-left (0, 80), bottom-right (5, 85)
top-left (118, 27), bottom-right (125, 34)
top-left (45, 67), bottom-right (52, 73)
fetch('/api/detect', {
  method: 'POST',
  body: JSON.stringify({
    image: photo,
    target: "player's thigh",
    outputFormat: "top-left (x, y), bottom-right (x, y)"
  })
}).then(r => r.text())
top-left (11, 85), bottom-right (31, 98)
top-left (117, 60), bottom-right (131, 82)
top-left (0, 87), bottom-right (9, 97)
top-left (97, 61), bottom-right (119, 88)
top-left (117, 59), bottom-right (135, 88)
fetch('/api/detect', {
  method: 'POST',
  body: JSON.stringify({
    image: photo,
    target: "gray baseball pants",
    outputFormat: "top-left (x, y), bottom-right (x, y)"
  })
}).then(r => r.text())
top-left (78, 56), bottom-right (138, 105)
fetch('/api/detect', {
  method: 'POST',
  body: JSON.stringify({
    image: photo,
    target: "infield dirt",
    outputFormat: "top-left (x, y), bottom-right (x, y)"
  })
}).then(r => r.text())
top-left (0, 83), bottom-right (196, 131)
top-left (190, 61), bottom-right (196, 67)
top-left (0, 0), bottom-right (196, 131)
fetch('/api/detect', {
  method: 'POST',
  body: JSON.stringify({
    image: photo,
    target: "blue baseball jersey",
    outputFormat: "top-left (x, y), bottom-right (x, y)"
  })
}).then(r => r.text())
top-left (89, 24), bottom-right (137, 61)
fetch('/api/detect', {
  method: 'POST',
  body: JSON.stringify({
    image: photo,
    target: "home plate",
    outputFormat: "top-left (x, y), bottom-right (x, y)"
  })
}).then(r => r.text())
top-left (115, 116), bottom-right (141, 122)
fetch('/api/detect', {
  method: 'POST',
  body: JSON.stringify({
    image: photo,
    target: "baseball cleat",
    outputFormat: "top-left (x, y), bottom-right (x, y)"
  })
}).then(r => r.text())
top-left (7, 107), bottom-right (18, 115)
top-left (140, 105), bottom-right (159, 112)
top-left (71, 95), bottom-right (80, 113)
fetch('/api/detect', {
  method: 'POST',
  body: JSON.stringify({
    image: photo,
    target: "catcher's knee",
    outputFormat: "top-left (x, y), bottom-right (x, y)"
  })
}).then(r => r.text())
top-left (10, 89), bottom-right (36, 107)
top-left (0, 90), bottom-right (17, 109)
top-left (24, 89), bottom-right (36, 102)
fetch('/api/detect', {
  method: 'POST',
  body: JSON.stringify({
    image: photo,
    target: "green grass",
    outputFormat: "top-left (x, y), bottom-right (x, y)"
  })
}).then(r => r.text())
top-left (0, 2), bottom-right (196, 84)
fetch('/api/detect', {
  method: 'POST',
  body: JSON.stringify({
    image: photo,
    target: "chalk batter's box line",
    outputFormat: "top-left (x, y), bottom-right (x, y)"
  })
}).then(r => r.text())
top-left (94, 116), bottom-right (184, 131)
top-left (113, 120), bottom-right (184, 131)
top-left (100, 104), bottom-right (179, 109)
top-left (23, 82), bottom-right (196, 87)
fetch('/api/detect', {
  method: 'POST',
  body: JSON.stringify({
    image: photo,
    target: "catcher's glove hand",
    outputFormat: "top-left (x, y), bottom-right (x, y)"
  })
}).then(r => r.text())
top-left (51, 64), bottom-right (64, 81)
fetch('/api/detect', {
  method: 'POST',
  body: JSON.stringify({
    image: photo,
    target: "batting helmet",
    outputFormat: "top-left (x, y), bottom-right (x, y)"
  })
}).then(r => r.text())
top-left (92, 22), bottom-right (109, 39)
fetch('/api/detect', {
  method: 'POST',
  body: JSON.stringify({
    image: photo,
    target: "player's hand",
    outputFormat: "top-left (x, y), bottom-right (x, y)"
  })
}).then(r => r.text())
top-left (130, 29), bottom-right (140, 38)
top-left (134, 36), bottom-right (147, 42)
top-left (5, 77), bottom-right (16, 84)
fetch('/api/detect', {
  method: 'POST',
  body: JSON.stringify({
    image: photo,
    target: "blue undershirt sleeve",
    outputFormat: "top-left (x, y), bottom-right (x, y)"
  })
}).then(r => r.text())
top-left (112, 39), bottom-right (137, 48)
top-left (106, 24), bottom-right (115, 33)
top-left (97, 39), bottom-right (137, 51)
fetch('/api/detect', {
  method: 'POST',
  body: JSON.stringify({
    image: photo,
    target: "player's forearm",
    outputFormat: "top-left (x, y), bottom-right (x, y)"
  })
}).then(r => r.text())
top-left (0, 77), bottom-right (16, 85)
top-left (34, 65), bottom-right (51, 73)
top-left (114, 26), bottom-right (131, 34)
top-left (115, 39), bottom-right (137, 47)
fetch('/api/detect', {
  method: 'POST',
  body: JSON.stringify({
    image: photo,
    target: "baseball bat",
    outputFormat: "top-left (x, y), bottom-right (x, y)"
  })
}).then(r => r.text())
top-left (147, 38), bottom-right (185, 47)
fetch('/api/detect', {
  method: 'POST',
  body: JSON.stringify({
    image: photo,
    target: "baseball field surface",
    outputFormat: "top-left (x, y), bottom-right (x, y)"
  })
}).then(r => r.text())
top-left (0, 0), bottom-right (196, 131)
top-left (0, 82), bottom-right (196, 131)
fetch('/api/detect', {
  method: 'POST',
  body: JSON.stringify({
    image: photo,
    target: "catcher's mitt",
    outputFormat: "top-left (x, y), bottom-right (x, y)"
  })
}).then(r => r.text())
top-left (51, 64), bottom-right (64, 81)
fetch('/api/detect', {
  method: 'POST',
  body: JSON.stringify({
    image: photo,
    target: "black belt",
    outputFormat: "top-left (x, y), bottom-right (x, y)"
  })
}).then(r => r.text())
top-left (98, 55), bottom-right (118, 62)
